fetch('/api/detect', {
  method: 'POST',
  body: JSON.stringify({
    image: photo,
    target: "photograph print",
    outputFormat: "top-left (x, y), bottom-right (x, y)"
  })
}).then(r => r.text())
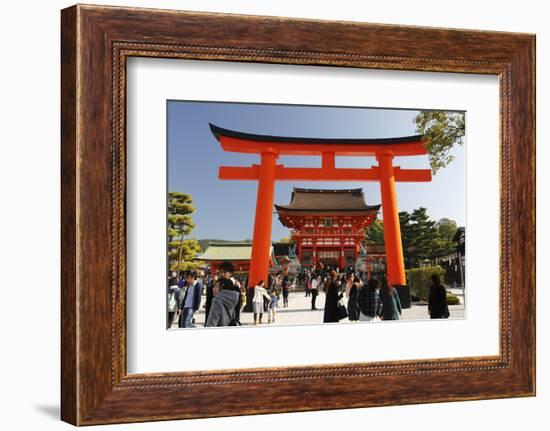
top-left (167, 101), bottom-right (466, 330)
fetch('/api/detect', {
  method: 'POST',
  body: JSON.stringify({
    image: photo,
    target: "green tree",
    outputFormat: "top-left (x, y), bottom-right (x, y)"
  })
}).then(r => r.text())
top-left (364, 219), bottom-right (385, 244)
top-left (168, 239), bottom-right (203, 272)
top-left (168, 191), bottom-right (203, 272)
top-left (414, 111), bottom-right (465, 174)
top-left (398, 207), bottom-right (446, 268)
top-left (410, 207), bottom-right (441, 264)
top-left (435, 218), bottom-right (458, 256)
top-left (367, 209), bottom-right (457, 268)
top-left (399, 211), bottom-right (414, 268)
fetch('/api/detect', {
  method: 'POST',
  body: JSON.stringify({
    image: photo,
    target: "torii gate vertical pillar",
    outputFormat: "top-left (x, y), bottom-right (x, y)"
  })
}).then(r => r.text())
top-left (248, 149), bottom-right (278, 289)
top-left (377, 153), bottom-right (407, 286)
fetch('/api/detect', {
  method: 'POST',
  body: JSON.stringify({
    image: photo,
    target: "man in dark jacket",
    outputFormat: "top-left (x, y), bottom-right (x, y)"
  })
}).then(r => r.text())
top-left (177, 271), bottom-right (203, 328)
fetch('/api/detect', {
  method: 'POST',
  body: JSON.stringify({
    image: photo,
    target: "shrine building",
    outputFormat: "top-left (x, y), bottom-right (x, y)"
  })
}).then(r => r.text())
top-left (275, 188), bottom-right (381, 270)
top-left (195, 242), bottom-right (275, 276)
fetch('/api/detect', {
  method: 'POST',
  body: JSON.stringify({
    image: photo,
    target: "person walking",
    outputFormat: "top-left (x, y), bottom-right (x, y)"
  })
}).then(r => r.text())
top-left (177, 271), bottom-right (202, 328)
top-left (305, 273), bottom-right (311, 297)
top-left (239, 282), bottom-right (247, 322)
top-left (167, 277), bottom-right (180, 328)
top-left (252, 280), bottom-right (271, 324)
top-left (268, 287), bottom-right (279, 323)
top-left (311, 275), bottom-right (320, 310)
top-left (228, 278), bottom-right (244, 326)
top-left (428, 273), bottom-right (450, 319)
top-left (379, 278), bottom-right (402, 321)
top-left (323, 270), bottom-right (344, 323)
top-left (347, 276), bottom-right (361, 321)
top-left (282, 276), bottom-right (290, 308)
top-left (358, 278), bottom-right (382, 321)
top-left (344, 273), bottom-right (353, 299)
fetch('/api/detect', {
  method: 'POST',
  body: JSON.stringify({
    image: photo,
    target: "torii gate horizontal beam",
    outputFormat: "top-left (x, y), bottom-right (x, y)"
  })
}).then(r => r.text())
top-left (219, 165), bottom-right (432, 182)
top-left (210, 123), bottom-right (428, 157)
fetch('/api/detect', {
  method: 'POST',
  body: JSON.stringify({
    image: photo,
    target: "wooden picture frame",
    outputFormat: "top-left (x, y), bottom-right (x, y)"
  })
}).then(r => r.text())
top-left (61, 4), bottom-right (535, 425)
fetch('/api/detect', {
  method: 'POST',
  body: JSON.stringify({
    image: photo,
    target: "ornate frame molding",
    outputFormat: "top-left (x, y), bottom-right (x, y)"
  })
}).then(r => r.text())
top-left (61, 5), bottom-right (535, 425)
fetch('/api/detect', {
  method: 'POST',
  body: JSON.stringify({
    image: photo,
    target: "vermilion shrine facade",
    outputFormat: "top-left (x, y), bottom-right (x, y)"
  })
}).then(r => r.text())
top-left (210, 123), bottom-right (432, 290)
top-left (275, 188), bottom-right (379, 270)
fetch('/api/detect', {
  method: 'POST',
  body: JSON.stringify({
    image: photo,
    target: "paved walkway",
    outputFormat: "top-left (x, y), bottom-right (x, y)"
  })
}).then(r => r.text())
top-left (170, 289), bottom-right (465, 329)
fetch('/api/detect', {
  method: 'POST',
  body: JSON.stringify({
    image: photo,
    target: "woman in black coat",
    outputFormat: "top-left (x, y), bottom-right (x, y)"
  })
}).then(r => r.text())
top-left (428, 274), bottom-right (450, 319)
top-left (323, 270), bottom-right (344, 323)
top-left (347, 276), bottom-right (361, 321)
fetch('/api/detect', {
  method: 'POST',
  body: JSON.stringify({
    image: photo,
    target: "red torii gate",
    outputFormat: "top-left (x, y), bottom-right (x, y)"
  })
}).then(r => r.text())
top-left (210, 123), bottom-right (432, 289)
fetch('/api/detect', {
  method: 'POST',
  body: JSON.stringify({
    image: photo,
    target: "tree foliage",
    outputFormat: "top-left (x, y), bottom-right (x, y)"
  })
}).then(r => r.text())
top-left (364, 219), bottom-right (385, 244)
top-left (168, 192), bottom-right (195, 240)
top-left (365, 208), bottom-right (459, 269)
top-left (406, 266), bottom-right (446, 301)
top-left (399, 208), bottom-right (458, 268)
top-left (278, 237), bottom-right (293, 244)
top-left (168, 191), bottom-right (202, 272)
top-left (436, 218), bottom-right (458, 243)
top-left (414, 111), bottom-right (465, 174)
top-left (168, 239), bottom-right (203, 272)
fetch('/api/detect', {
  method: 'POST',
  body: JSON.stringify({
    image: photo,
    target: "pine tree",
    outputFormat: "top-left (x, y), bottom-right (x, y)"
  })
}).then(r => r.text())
top-left (410, 207), bottom-right (444, 266)
top-left (167, 191), bottom-right (203, 272)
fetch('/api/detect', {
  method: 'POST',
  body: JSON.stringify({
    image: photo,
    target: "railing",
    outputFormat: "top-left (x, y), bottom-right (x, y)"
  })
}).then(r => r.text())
top-left (297, 240), bottom-right (358, 247)
top-left (292, 228), bottom-right (362, 237)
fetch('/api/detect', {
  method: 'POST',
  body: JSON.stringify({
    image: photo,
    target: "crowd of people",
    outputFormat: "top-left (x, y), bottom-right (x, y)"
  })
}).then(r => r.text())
top-left (167, 263), bottom-right (450, 329)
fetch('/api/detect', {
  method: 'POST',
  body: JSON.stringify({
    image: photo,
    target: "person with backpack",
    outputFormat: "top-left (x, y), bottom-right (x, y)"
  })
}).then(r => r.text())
top-left (167, 277), bottom-right (180, 328)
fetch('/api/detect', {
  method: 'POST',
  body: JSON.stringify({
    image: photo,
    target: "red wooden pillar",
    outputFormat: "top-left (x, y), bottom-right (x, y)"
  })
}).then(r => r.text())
top-left (377, 153), bottom-right (407, 286)
top-left (248, 149), bottom-right (278, 287)
top-left (313, 243), bottom-right (318, 267)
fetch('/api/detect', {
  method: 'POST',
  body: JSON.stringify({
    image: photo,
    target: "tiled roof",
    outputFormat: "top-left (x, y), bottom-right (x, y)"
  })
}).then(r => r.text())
top-left (196, 243), bottom-right (273, 261)
top-left (275, 188), bottom-right (380, 212)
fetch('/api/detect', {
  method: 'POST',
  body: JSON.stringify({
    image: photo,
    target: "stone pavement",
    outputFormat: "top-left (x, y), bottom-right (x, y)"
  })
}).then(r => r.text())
top-left (170, 289), bottom-right (465, 329)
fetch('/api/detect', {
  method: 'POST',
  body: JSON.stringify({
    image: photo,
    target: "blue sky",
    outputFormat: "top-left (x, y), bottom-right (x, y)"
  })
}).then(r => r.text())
top-left (168, 101), bottom-right (465, 241)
